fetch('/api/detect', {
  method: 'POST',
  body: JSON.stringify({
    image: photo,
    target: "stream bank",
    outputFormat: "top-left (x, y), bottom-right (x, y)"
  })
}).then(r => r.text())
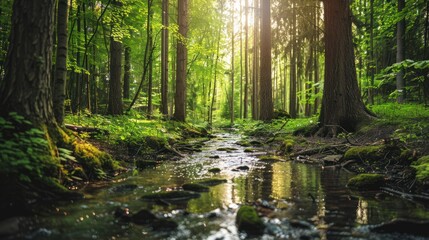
top-left (2, 129), bottom-right (429, 239)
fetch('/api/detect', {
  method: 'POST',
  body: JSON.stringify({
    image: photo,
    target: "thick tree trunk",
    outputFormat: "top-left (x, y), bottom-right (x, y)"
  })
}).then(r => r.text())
top-left (259, 0), bottom-right (273, 121)
top-left (174, 0), bottom-right (188, 121)
top-left (53, 0), bottom-right (69, 125)
top-left (107, 37), bottom-right (123, 115)
top-left (123, 46), bottom-right (131, 99)
top-left (396, 0), bottom-right (406, 103)
top-left (161, 0), bottom-right (169, 116)
top-left (0, 0), bottom-right (56, 124)
top-left (252, 0), bottom-right (259, 120)
top-left (319, 0), bottom-right (374, 136)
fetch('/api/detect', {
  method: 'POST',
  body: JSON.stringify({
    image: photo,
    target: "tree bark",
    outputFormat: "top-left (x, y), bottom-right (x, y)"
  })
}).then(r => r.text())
top-left (319, 0), bottom-right (374, 136)
top-left (0, 0), bottom-right (56, 124)
top-left (259, 0), bottom-right (273, 121)
top-left (161, 0), bottom-right (169, 116)
top-left (53, 0), bottom-right (69, 125)
top-left (289, 3), bottom-right (297, 118)
top-left (396, 0), bottom-right (406, 103)
top-left (107, 37), bottom-right (123, 115)
top-left (243, 0), bottom-right (249, 119)
top-left (252, 0), bottom-right (259, 120)
top-left (123, 46), bottom-right (131, 99)
top-left (174, 0), bottom-right (188, 121)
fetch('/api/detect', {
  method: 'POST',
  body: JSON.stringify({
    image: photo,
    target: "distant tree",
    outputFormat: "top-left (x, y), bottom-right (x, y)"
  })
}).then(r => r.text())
top-left (174, 0), bottom-right (188, 121)
top-left (259, 0), bottom-right (273, 121)
top-left (123, 46), bottom-right (131, 99)
top-left (53, 0), bottom-right (69, 125)
top-left (396, 0), bottom-right (406, 103)
top-left (318, 0), bottom-right (374, 136)
top-left (161, 0), bottom-right (169, 116)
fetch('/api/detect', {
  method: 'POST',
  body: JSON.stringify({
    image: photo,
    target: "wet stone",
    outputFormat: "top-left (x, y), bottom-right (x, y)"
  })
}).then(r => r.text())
top-left (132, 209), bottom-right (157, 225)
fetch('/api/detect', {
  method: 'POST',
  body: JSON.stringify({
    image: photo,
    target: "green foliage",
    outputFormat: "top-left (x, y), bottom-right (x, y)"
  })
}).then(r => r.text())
top-left (347, 173), bottom-right (385, 190)
top-left (0, 113), bottom-right (59, 182)
top-left (412, 155), bottom-right (429, 182)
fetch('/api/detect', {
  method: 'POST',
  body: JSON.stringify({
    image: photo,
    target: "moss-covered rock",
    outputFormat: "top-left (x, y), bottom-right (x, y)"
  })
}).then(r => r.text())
top-left (343, 145), bottom-right (384, 161)
top-left (258, 155), bottom-right (283, 162)
top-left (217, 147), bottom-right (238, 151)
top-left (208, 168), bottom-right (221, 173)
top-left (279, 139), bottom-right (295, 154)
top-left (236, 205), bottom-right (265, 235)
top-left (195, 178), bottom-right (227, 186)
top-left (236, 140), bottom-right (251, 147)
top-left (182, 183), bottom-right (210, 192)
top-left (141, 191), bottom-right (201, 201)
top-left (244, 148), bottom-right (255, 153)
top-left (412, 155), bottom-right (429, 182)
top-left (347, 173), bottom-right (385, 190)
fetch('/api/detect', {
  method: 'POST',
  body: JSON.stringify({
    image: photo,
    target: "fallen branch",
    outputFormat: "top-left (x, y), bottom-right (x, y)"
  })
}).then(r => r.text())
top-left (65, 124), bottom-right (109, 135)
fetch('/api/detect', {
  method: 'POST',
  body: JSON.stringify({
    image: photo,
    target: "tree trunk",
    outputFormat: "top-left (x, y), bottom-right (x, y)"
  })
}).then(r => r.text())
top-left (396, 0), bottom-right (406, 103)
top-left (107, 37), bottom-right (123, 115)
top-left (147, 9), bottom-right (154, 118)
top-left (259, 0), bottom-right (273, 121)
top-left (319, 0), bottom-right (374, 136)
top-left (161, 0), bottom-right (169, 116)
top-left (53, 0), bottom-right (69, 125)
top-left (230, 0), bottom-right (235, 126)
top-left (243, 0), bottom-right (249, 119)
top-left (252, 0), bottom-right (259, 120)
top-left (123, 46), bottom-right (131, 99)
top-left (0, 0), bottom-right (56, 124)
top-left (174, 0), bottom-right (188, 121)
top-left (289, 3), bottom-right (297, 118)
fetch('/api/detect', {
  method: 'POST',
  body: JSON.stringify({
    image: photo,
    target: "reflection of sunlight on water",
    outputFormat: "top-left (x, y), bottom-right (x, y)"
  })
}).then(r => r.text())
top-left (356, 199), bottom-right (369, 224)
top-left (271, 162), bottom-right (292, 199)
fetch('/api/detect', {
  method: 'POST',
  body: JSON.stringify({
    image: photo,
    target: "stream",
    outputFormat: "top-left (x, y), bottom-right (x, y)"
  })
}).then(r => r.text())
top-left (6, 130), bottom-right (429, 239)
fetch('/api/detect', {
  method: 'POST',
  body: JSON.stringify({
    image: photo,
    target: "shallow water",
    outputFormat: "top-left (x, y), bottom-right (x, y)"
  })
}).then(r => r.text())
top-left (8, 131), bottom-right (429, 239)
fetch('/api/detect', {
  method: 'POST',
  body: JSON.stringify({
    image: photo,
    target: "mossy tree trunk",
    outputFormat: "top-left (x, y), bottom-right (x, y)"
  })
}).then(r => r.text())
top-left (0, 0), bottom-right (56, 125)
top-left (318, 0), bottom-right (375, 136)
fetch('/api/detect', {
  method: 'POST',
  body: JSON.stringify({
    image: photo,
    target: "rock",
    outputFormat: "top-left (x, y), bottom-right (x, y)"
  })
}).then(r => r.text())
top-left (141, 191), bottom-right (201, 202)
top-left (259, 155), bottom-right (283, 162)
top-left (114, 207), bottom-right (132, 222)
top-left (289, 219), bottom-right (313, 229)
top-left (195, 178), bottom-right (227, 186)
top-left (250, 140), bottom-right (263, 146)
top-left (109, 184), bottom-right (138, 193)
top-left (244, 148), bottom-right (254, 153)
top-left (132, 209), bottom-right (157, 225)
top-left (236, 205), bottom-right (265, 235)
top-left (209, 155), bottom-right (220, 159)
top-left (236, 140), bottom-right (251, 147)
top-left (279, 139), bottom-right (295, 154)
top-left (135, 160), bottom-right (158, 169)
top-left (151, 219), bottom-right (178, 231)
top-left (347, 173), bottom-right (385, 190)
top-left (208, 168), bottom-right (221, 173)
top-left (217, 147), bottom-right (238, 151)
top-left (235, 166), bottom-right (250, 171)
top-left (182, 183), bottom-right (210, 192)
top-left (372, 218), bottom-right (429, 236)
top-left (343, 145), bottom-right (383, 161)
top-left (322, 155), bottom-right (343, 165)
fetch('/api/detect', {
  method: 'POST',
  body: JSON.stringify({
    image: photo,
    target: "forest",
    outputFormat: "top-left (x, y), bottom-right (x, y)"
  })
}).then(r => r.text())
top-left (0, 0), bottom-right (429, 239)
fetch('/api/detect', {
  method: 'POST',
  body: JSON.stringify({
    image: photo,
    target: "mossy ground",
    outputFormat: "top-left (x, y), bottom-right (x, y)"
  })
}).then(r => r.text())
top-left (412, 156), bottom-right (429, 182)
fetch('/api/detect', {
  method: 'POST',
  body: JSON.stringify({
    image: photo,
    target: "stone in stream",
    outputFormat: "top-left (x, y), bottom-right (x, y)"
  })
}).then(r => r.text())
top-left (132, 209), bottom-right (157, 225)
top-left (217, 147), bottom-right (239, 152)
top-left (151, 218), bottom-right (178, 231)
top-left (347, 173), bottom-right (385, 190)
top-left (372, 218), bottom-right (429, 236)
top-left (114, 207), bottom-right (132, 221)
top-left (233, 166), bottom-right (250, 171)
top-left (236, 205), bottom-right (265, 235)
top-left (182, 183), bottom-right (210, 192)
top-left (195, 178), bottom-right (227, 186)
top-left (109, 184), bottom-right (138, 193)
top-left (209, 155), bottom-right (220, 159)
top-left (141, 191), bottom-right (201, 202)
top-left (208, 168), bottom-right (221, 173)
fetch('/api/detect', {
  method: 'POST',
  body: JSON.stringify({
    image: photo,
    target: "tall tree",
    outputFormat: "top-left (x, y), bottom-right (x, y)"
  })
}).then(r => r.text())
top-left (396, 0), bottom-right (406, 103)
top-left (318, 0), bottom-right (374, 135)
top-left (230, 0), bottom-right (235, 126)
top-left (123, 46), bottom-right (131, 99)
top-left (174, 0), bottom-right (188, 121)
top-left (53, 0), bottom-right (69, 125)
top-left (259, 0), bottom-right (273, 121)
top-left (0, 0), bottom-right (56, 124)
top-left (161, 0), bottom-right (169, 116)
top-left (243, 0), bottom-right (249, 119)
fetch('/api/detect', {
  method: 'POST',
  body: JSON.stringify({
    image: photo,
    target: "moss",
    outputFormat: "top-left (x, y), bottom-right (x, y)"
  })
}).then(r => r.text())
top-left (258, 155), bottom-right (282, 162)
top-left (347, 173), bottom-right (385, 190)
top-left (412, 155), bottom-right (429, 182)
top-left (236, 205), bottom-right (265, 235)
top-left (343, 145), bottom-right (384, 161)
top-left (236, 140), bottom-right (251, 147)
top-left (182, 183), bottom-right (210, 192)
top-left (195, 178), bottom-right (227, 186)
top-left (279, 139), bottom-right (295, 154)
top-left (244, 148), bottom-right (254, 153)
top-left (208, 168), bottom-right (221, 173)
top-left (73, 140), bottom-right (117, 179)
top-left (141, 191), bottom-right (201, 201)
